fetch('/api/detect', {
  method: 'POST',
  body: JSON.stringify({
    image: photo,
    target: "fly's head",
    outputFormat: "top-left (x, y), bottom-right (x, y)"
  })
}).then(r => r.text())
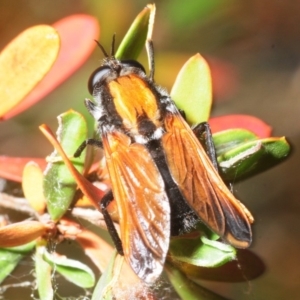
top-left (88, 58), bottom-right (146, 96)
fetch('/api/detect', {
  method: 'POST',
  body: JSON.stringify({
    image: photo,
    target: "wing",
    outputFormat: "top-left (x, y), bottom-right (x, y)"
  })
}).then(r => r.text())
top-left (102, 130), bottom-right (170, 283)
top-left (162, 111), bottom-right (254, 248)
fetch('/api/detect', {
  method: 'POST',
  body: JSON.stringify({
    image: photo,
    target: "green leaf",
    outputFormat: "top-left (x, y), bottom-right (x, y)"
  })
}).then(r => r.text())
top-left (169, 234), bottom-right (236, 268)
top-left (115, 4), bottom-right (154, 60)
top-left (35, 243), bottom-right (53, 300)
top-left (44, 110), bottom-right (88, 221)
top-left (0, 248), bottom-right (24, 284)
top-left (165, 263), bottom-right (230, 300)
top-left (3, 241), bottom-right (36, 254)
top-left (171, 54), bottom-right (212, 125)
top-left (164, 0), bottom-right (225, 29)
top-left (43, 249), bottom-right (95, 288)
top-left (213, 129), bottom-right (258, 156)
top-left (91, 251), bottom-right (117, 300)
top-left (217, 137), bottom-right (291, 181)
top-left (184, 249), bottom-right (265, 283)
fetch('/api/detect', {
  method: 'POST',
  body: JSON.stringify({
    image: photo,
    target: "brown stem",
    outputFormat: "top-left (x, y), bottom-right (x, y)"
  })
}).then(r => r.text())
top-left (0, 193), bottom-right (36, 215)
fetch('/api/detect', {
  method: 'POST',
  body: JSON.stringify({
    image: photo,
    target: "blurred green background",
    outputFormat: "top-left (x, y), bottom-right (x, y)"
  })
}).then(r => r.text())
top-left (1, 0), bottom-right (300, 299)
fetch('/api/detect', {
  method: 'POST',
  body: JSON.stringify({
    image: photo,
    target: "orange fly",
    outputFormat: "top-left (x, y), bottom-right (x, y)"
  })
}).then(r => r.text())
top-left (74, 37), bottom-right (254, 283)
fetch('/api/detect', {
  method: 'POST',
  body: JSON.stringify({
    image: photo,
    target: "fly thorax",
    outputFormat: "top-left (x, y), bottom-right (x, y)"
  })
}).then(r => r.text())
top-left (107, 74), bottom-right (163, 140)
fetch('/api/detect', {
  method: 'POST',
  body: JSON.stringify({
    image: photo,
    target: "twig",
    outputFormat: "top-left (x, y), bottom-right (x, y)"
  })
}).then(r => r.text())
top-left (71, 207), bottom-right (120, 232)
top-left (0, 192), bottom-right (119, 231)
top-left (0, 281), bottom-right (33, 293)
top-left (0, 193), bottom-right (37, 216)
top-left (71, 207), bottom-right (107, 229)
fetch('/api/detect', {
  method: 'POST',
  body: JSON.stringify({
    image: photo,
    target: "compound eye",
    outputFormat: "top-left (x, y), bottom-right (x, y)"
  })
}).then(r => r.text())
top-left (121, 60), bottom-right (146, 73)
top-left (88, 66), bottom-right (111, 95)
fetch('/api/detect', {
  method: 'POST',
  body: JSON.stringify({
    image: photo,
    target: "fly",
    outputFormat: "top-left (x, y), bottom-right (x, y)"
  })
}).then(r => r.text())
top-left (74, 36), bottom-right (254, 283)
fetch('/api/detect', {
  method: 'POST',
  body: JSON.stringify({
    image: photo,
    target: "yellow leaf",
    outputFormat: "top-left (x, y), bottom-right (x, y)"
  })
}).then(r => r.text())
top-left (22, 161), bottom-right (47, 214)
top-left (0, 25), bottom-right (60, 117)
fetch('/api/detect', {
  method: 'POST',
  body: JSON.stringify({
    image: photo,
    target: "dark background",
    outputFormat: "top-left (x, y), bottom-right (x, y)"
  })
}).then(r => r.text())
top-left (1, 1), bottom-right (300, 299)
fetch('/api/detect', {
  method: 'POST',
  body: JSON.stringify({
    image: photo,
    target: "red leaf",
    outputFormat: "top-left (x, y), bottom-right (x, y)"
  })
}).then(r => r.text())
top-left (209, 114), bottom-right (272, 138)
top-left (4, 15), bottom-right (100, 119)
top-left (208, 57), bottom-right (238, 100)
top-left (0, 156), bottom-right (47, 182)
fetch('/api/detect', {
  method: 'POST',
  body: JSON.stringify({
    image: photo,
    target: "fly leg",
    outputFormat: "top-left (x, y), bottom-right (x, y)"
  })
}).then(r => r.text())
top-left (178, 110), bottom-right (217, 170)
top-left (74, 138), bottom-right (103, 157)
top-left (100, 190), bottom-right (124, 255)
top-left (193, 122), bottom-right (218, 172)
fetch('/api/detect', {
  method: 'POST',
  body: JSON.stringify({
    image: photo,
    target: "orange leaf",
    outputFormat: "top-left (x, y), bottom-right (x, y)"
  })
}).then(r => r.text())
top-left (0, 156), bottom-right (47, 182)
top-left (209, 114), bottom-right (272, 138)
top-left (0, 25), bottom-right (60, 118)
top-left (4, 15), bottom-right (100, 120)
top-left (77, 229), bottom-right (144, 290)
top-left (0, 221), bottom-right (52, 247)
top-left (112, 256), bottom-right (152, 299)
top-left (76, 229), bottom-right (114, 272)
top-left (39, 124), bottom-right (105, 206)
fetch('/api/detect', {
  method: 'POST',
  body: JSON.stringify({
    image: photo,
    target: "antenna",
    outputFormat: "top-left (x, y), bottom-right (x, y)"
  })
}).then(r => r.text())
top-left (94, 40), bottom-right (109, 58)
top-left (111, 34), bottom-right (116, 56)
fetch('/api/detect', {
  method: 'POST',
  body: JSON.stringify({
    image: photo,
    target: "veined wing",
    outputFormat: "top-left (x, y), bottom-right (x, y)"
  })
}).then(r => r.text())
top-left (102, 130), bottom-right (170, 282)
top-left (162, 111), bottom-right (253, 248)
